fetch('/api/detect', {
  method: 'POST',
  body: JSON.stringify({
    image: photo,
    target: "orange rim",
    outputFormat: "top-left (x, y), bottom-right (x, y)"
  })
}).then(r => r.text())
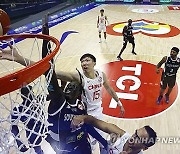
top-left (0, 34), bottom-right (60, 96)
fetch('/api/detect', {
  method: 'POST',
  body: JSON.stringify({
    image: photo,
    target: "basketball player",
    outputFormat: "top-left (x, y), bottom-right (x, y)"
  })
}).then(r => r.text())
top-left (11, 85), bottom-right (45, 154)
top-left (72, 115), bottom-right (157, 154)
top-left (97, 9), bottom-right (109, 43)
top-left (156, 47), bottom-right (180, 104)
top-left (0, 49), bottom-right (108, 154)
top-left (56, 53), bottom-right (125, 151)
top-left (40, 20), bottom-right (108, 153)
top-left (56, 54), bottom-right (125, 117)
top-left (117, 19), bottom-right (136, 61)
top-left (0, 15), bottom-right (108, 154)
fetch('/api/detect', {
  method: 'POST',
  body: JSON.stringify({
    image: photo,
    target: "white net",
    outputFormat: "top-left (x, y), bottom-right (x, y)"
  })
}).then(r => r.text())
top-left (0, 35), bottom-right (59, 154)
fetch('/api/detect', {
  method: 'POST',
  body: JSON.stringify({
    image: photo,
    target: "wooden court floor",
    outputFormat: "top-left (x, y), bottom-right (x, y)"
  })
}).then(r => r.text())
top-left (1, 4), bottom-right (180, 154)
top-left (50, 4), bottom-right (180, 153)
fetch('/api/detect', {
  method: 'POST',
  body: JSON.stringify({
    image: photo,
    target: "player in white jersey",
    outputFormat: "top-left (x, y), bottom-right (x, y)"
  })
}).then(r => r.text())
top-left (97, 9), bottom-right (109, 43)
top-left (56, 53), bottom-right (125, 151)
top-left (56, 53), bottom-right (125, 116)
top-left (80, 69), bottom-right (104, 117)
top-left (72, 115), bottom-right (157, 154)
top-left (56, 53), bottom-right (125, 118)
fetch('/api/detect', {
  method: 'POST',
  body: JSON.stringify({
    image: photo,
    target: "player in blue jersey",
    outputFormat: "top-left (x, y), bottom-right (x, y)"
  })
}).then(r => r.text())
top-left (117, 19), bottom-right (136, 61)
top-left (41, 15), bottom-right (108, 154)
top-left (156, 47), bottom-right (180, 104)
top-left (0, 15), bottom-right (108, 154)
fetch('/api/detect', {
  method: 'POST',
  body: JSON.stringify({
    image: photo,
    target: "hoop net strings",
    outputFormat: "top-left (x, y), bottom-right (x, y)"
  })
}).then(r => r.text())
top-left (0, 37), bottom-right (60, 153)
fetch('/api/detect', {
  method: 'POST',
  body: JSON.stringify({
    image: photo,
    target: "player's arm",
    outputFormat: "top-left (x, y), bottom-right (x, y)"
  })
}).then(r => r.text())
top-left (86, 124), bottom-right (108, 149)
top-left (41, 15), bottom-right (65, 108)
top-left (97, 16), bottom-right (99, 28)
top-left (72, 115), bottom-right (125, 137)
top-left (156, 56), bottom-right (167, 74)
top-left (56, 71), bottom-right (80, 83)
top-left (122, 26), bottom-right (127, 37)
top-left (103, 72), bottom-right (125, 116)
top-left (105, 16), bottom-right (109, 26)
top-left (0, 44), bottom-right (35, 66)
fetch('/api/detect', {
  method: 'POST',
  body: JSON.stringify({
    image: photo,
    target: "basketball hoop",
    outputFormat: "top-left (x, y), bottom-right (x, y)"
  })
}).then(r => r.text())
top-left (0, 34), bottom-right (60, 96)
top-left (0, 33), bottom-right (60, 153)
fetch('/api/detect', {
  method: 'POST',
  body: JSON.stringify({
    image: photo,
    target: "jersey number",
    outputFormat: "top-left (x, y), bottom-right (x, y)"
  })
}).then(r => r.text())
top-left (93, 90), bottom-right (100, 100)
top-left (170, 68), bottom-right (174, 73)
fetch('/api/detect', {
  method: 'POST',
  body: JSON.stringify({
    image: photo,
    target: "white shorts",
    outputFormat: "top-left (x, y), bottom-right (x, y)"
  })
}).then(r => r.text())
top-left (98, 25), bottom-right (106, 33)
top-left (87, 107), bottom-right (103, 120)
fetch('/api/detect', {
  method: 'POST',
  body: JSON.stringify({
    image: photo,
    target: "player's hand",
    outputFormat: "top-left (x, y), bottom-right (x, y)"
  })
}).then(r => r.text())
top-left (156, 68), bottom-right (160, 74)
top-left (71, 115), bottom-right (84, 131)
top-left (0, 44), bottom-right (20, 61)
top-left (110, 133), bottom-right (118, 143)
top-left (119, 105), bottom-right (125, 117)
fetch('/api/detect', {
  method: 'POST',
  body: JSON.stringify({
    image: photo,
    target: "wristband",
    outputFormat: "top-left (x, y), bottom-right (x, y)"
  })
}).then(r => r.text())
top-left (117, 100), bottom-right (123, 107)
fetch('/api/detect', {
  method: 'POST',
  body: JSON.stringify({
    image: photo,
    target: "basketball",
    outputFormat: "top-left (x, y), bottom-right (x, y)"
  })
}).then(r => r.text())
top-left (0, 9), bottom-right (10, 35)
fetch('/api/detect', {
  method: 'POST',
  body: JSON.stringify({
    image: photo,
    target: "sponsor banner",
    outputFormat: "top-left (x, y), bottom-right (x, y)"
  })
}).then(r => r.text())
top-left (0, 2), bottom-right (100, 49)
top-left (168, 6), bottom-right (180, 10)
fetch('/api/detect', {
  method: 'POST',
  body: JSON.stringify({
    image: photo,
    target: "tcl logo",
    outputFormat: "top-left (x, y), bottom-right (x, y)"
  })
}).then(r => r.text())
top-left (102, 60), bottom-right (178, 119)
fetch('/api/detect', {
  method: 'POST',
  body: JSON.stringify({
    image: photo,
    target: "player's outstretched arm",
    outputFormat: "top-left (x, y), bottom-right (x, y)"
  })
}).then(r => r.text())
top-left (0, 44), bottom-right (35, 66)
top-left (72, 115), bottom-right (125, 137)
top-left (41, 14), bottom-right (65, 102)
top-left (86, 124), bottom-right (108, 149)
top-left (56, 71), bottom-right (80, 83)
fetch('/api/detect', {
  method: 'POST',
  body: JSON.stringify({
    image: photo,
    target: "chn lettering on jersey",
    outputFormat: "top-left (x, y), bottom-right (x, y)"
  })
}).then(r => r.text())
top-left (88, 83), bottom-right (102, 90)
